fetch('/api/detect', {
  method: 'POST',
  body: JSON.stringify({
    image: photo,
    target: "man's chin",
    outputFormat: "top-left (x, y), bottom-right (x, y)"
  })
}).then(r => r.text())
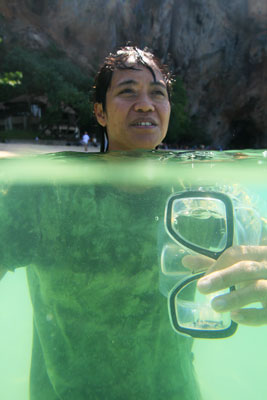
top-left (128, 134), bottom-right (162, 150)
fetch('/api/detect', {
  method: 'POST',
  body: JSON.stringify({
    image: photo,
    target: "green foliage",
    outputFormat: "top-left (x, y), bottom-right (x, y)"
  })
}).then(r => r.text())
top-left (166, 77), bottom-right (210, 147)
top-left (0, 129), bottom-right (38, 141)
top-left (0, 44), bottom-right (93, 133)
top-left (0, 71), bottom-right (23, 86)
top-left (166, 78), bottom-right (191, 144)
top-left (0, 37), bottom-right (22, 87)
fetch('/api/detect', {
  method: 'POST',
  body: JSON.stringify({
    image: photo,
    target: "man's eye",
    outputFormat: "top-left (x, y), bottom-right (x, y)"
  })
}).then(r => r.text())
top-left (118, 88), bottom-right (135, 95)
top-left (151, 90), bottom-right (166, 97)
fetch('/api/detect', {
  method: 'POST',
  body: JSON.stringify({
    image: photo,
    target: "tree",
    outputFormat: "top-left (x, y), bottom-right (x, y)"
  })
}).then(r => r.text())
top-left (166, 77), bottom-right (209, 147)
top-left (0, 38), bottom-right (22, 87)
top-left (0, 43), bottom-right (94, 136)
top-left (0, 71), bottom-right (23, 86)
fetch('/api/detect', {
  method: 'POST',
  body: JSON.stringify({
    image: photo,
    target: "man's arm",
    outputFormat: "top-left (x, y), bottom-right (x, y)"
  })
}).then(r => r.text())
top-left (260, 217), bottom-right (267, 246)
top-left (0, 269), bottom-right (7, 281)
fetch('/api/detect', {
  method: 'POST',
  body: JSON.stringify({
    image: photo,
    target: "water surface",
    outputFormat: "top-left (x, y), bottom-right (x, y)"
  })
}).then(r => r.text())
top-left (0, 149), bottom-right (266, 400)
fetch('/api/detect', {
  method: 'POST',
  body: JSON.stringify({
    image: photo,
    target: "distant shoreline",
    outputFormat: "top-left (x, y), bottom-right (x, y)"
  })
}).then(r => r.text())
top-left (0, 141), bottom-right (100, 157)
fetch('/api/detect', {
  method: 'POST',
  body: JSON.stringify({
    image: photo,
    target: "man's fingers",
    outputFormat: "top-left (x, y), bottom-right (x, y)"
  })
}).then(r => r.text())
top-left (182, 254), bottom-right (214, 272)
top-left (208, 245), bottom-right (267, 273)
top-left (198, 261), bottom-right (267, 293)
top-left (210, 280), bottom-right (267, 312)
top-left (231, 308), bottom-right (267, 326)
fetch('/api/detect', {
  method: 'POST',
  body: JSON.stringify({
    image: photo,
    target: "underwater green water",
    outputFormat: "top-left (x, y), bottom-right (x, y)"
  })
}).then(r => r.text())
top-left (0, 149), bottom-right (267, 400)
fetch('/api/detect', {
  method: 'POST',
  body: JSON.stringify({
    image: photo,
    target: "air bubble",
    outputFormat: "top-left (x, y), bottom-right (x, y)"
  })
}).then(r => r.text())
top-left (46, 313), bottom-right (53, 322)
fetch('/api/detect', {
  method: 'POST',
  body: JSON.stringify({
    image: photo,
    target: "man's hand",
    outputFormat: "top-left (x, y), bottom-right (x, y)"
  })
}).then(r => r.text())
top-left (182, 246), bottom-right (267, 326)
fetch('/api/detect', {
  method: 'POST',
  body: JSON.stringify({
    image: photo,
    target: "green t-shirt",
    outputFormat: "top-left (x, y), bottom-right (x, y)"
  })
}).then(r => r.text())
top-left (0, 156), bottom-right (201, 400)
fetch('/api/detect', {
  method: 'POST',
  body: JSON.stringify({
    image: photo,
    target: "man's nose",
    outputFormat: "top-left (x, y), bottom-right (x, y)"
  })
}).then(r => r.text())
top-left (134, 94), bottom-right (155, 112)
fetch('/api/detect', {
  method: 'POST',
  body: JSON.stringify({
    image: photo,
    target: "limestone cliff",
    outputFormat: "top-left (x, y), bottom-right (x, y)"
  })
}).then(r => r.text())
top-left (0, 0), bottom-right (266, 147)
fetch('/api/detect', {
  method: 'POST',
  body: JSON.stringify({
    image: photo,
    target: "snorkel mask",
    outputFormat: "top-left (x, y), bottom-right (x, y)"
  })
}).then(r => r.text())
top-left (161, 190), bottom-right (261, 339)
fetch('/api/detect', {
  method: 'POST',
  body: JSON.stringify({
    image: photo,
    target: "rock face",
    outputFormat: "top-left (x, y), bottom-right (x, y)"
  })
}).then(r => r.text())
top-left (0, 0), bottom-right (266, 147)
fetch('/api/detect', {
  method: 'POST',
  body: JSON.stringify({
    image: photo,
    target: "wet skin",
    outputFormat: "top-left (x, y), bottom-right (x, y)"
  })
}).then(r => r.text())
top-left (94, 64), bottom-right (171, 151)
top-left (183, 246), bottom-right (267, 326)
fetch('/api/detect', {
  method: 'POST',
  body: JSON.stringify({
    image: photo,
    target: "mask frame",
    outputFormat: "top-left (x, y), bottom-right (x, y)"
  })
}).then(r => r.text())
top-left (166, 191), bottom-right (234, 259)
top-left (165, 191), bottom-right (238, 339)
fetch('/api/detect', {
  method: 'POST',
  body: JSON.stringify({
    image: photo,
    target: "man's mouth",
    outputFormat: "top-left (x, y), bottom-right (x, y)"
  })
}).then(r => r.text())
top-left (130, 120), bottom-right (157, 127)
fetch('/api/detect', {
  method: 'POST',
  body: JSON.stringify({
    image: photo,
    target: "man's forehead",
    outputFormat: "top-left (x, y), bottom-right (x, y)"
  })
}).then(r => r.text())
top-left (111, 64), bottom-right (166, 87)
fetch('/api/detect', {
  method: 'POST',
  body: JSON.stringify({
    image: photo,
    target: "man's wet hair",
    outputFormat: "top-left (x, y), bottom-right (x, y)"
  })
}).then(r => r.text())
top-left (92, 46), bottom-right (173, 151)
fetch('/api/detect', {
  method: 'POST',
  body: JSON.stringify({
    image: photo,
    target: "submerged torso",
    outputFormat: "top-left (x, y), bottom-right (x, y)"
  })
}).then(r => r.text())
top-left (0, 155), bottom-right (201, 400)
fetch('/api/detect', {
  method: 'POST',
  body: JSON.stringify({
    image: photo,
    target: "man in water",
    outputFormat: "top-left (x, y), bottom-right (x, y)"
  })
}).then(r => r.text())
top-left (0, 46), bottom-right (266, 400)
top-left (93, 46), bottom-right (267, 327)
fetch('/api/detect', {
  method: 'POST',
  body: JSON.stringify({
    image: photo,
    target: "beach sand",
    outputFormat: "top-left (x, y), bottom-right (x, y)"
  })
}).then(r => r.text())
top-left (0, 142), bottom-right (100, 157)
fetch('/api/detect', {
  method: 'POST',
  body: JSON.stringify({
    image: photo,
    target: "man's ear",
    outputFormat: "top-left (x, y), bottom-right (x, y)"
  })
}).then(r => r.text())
top-left (94, 103), bottom-right (107, 127)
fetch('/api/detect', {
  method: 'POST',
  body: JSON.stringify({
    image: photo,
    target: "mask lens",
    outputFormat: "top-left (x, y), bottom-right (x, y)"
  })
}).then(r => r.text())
top-left (171, 197), bottom-right (228, 254)
top-left (174, 279), bottom-right (232, 332)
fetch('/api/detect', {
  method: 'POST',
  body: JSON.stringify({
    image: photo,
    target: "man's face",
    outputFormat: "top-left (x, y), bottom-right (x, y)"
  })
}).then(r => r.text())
top-left (94, 63), bottom-right (171, 151)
